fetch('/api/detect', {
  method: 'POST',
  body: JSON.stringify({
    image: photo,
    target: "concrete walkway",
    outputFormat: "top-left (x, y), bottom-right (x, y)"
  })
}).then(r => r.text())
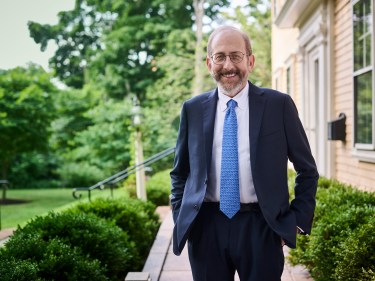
top-left (0, 228), bottom-right (15, 247)
top-left (143, 207), bottom-right (313, 281)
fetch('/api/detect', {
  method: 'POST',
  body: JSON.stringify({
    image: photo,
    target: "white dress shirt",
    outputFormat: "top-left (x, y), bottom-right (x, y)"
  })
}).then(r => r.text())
top-left (205, 82), bottom-right (258, 203)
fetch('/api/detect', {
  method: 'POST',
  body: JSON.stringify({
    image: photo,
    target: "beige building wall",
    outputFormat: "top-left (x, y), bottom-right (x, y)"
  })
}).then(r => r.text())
top-left (272, 0), bottom-right (375, 192)
top-left (271, 24), bottom-right (301, 109)
top-left (333, 0), bottom-right (375, 192)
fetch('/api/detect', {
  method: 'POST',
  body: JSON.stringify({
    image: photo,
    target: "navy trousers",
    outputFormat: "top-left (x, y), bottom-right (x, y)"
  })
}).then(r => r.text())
top-left (187, 202), bottom-right (284, 281)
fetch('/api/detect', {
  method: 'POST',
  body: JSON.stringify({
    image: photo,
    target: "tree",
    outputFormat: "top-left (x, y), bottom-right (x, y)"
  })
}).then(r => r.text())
top-left (142, 29), bottom-right (196, 166)
top-left (0, 65), bottom-right (56, 194)
top-left (57, 98), bottom-right (134, 187)
top-left (192, 0), bottom-right (204, 96)
top-left (28, 0), bottom-right (195, 93)
top-left (225, 0), bottom-right (272, 87)
top-left (23, 0), bottom-right (233, 187)
top-left (28, 0), bottom-right (113, 88)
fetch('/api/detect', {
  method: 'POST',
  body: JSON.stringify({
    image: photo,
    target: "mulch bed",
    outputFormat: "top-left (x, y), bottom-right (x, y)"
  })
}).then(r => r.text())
top-left (0, 198), bottom-right (31, 205)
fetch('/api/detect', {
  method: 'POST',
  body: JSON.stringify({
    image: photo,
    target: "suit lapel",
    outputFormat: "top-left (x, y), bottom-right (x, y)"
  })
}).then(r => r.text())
top-left (248, 82), bottom-right (266, 170)
top-left (202, 89), bottom-right (218, 175)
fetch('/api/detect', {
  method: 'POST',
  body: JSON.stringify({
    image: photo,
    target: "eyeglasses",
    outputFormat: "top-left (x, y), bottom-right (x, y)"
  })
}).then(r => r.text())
top-left (210, 51), bottom-right (247, 65)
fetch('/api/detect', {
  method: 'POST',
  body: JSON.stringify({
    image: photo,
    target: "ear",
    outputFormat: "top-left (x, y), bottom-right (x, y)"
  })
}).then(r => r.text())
top-left (248, 54), bottom-right (255, 73)
top-left (206, 56), bottom-right (212, 71)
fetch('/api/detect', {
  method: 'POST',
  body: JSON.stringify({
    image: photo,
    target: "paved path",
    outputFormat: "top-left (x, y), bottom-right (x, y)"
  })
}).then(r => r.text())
top-left (0, 228), bottom-right (15, 247)
top-left (143, 207), bottom-right (313, 281)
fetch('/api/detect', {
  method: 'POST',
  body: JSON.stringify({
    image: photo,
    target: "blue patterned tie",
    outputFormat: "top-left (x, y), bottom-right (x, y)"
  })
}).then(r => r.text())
top-left (220, 99), bottom-right (240, 219)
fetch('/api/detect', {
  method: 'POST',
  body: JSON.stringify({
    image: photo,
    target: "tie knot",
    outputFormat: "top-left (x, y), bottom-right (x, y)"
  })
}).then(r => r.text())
top-left (227, 99), bottom-right (237, 109)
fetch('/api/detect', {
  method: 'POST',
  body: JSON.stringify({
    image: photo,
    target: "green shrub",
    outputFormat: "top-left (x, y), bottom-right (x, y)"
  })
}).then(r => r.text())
top-left (0, 233), bottom-right (107, 281)
top-left (313, 182), bottom-right (375, 223)
top-left (58, 162), bottom-right (106, 187)
top-left (146, 169), bottom-right (171, 206)
top-left (3, 211), bottom-right (138, 280)
top-left (0, 255), bottom-right (41, 281)
top-left (309, 205), bottom-right (374, 280)
top-left (288, 176), bottom-right (375, 281)
top-left (68, 197), bottom-right (160, 262)
top-left (334, 216), bottom-right (375, 281)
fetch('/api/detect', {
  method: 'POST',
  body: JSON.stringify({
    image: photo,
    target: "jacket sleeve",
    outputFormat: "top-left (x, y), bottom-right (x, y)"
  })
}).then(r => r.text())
top-left (170, 102), bottom-right (190, 223)
top-left (284, 95), bottom-right (319, 234)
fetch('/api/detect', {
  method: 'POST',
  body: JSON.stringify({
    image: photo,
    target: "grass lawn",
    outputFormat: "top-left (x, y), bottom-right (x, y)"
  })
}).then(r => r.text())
top-left (0, 187), bottom-right (129, 230)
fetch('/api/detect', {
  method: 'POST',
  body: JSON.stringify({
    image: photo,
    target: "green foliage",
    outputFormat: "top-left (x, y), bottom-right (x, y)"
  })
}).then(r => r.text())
top-left (57, 162), bottom-right (107, 187)
top-left (68, 197), bottom-right (160, 262)
top-left (2, 211), bottom-right (138, 280)
top-left (146, 169), bottom-right (171, 206)
top-left (0, 234), bottom-right (107, 281)
top-left (334, 216), bottom-right (375, 281)
top-left (53, 88), bottom-right (133, 187)
top-left (51, 86), bottom-right (100, 151)
top-left (142, 29), bottom-right (197, 169)
top-left (288, 177), bottom-right (375, 281)
top-left (29, 0), bottom-right (195, 92)
top-left (0, 65), bottom-right (56, 180)
top-left (0, 256), bottom-right (42, 281)
top-left (8, 151), bottom-right (60, 188)
top-left (226, 0), bottom-right (272, 87)
top-left (28, 3), bottom-right (109, 88)
top-left (6, 1), bottom-right (262, 190)
top-left (309, 205), bottom-right (374, 280)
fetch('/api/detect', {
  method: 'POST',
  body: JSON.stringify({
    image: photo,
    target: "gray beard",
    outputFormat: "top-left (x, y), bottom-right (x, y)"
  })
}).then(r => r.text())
top-left (210, 69), bottom-right (245, 97)
top-left (217, 81), bottom-right (244, 97)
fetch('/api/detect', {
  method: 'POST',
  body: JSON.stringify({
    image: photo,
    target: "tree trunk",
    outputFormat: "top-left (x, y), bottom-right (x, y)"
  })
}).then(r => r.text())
top-left (192, 0), bottom-right (205, 96)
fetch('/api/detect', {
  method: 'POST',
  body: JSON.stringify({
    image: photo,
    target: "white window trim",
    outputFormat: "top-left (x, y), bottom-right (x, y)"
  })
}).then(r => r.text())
top-left (352, 148), bottom-right (375, 163)
top-left (285, 53), bottom-right (296, 98)
top-left (352, 0), bottom-right (375, 151)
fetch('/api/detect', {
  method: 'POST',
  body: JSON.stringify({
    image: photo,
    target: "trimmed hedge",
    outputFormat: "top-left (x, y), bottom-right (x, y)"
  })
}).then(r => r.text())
top-left (0, 212), bottom-right (135, 280)
top-left (68, 197), bottom-right (160, 261)
top-left (288, 175), bottom-right (375, 281)
top-left (0, 197), bottom-right (160, 281)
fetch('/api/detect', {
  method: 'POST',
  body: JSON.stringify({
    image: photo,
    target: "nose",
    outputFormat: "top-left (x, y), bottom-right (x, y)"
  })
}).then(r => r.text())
top-left (222, 56), bottom-right (235, 69)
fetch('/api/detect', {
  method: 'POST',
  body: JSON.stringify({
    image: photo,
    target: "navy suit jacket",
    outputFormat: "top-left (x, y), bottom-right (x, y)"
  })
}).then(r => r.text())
top-left (170, 81), bottom-right (319, 256)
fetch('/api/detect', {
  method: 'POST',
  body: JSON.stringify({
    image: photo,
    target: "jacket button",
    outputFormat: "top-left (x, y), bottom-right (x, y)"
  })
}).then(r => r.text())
top-left (194, 204), bottom-right (199, 211)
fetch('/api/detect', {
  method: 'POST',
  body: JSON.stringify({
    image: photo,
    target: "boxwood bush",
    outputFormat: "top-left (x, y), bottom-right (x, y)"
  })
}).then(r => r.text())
top-left (0, 211), bottom-right (139, 281)
top-left (68, 197), bottom-right (160, 261)
top-left (334, 216), bottom-right (375, 280)
top-left (288, 175), bottom-right (375, 281)
top-left (0, 256), bottom-right (41, 281)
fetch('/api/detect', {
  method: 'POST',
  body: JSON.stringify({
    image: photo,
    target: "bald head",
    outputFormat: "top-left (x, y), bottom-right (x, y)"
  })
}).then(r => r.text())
top-left (207, 26), bottom-right (252, 57)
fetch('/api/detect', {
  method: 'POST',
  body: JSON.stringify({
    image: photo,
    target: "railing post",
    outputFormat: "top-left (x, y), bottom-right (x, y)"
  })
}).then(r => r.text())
top-left (132, 98), bottom-right (147, 201)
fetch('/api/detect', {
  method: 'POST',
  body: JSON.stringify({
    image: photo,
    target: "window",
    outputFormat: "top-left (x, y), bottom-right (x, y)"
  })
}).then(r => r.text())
top-left (353, 0), bottom-right (374, 148)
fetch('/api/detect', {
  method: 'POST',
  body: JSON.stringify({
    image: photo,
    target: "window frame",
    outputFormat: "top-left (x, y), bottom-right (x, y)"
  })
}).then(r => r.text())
top-left (352, 0), bottom-right (375, 150)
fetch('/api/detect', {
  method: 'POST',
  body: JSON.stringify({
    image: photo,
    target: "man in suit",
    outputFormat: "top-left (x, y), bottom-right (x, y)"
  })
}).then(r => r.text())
top-left (170, 25), bottom-right (319, 281)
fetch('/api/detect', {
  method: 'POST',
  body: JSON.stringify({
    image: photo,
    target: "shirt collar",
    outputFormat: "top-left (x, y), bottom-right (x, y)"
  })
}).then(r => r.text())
top-left (218, 82), bottom-right (249, 112)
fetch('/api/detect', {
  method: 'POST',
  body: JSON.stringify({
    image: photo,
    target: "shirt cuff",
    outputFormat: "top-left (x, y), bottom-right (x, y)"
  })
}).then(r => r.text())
top-left (297, 226), bottom-right (305, 234)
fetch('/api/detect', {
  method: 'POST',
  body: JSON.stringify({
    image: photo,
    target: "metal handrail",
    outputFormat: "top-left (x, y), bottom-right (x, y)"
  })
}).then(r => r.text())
top-left (72, 147), bottom-right (175, 200)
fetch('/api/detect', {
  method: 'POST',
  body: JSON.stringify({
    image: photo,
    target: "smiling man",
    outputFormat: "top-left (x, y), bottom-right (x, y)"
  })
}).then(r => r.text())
top-left (170, 26), bottom-right (319, 281)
